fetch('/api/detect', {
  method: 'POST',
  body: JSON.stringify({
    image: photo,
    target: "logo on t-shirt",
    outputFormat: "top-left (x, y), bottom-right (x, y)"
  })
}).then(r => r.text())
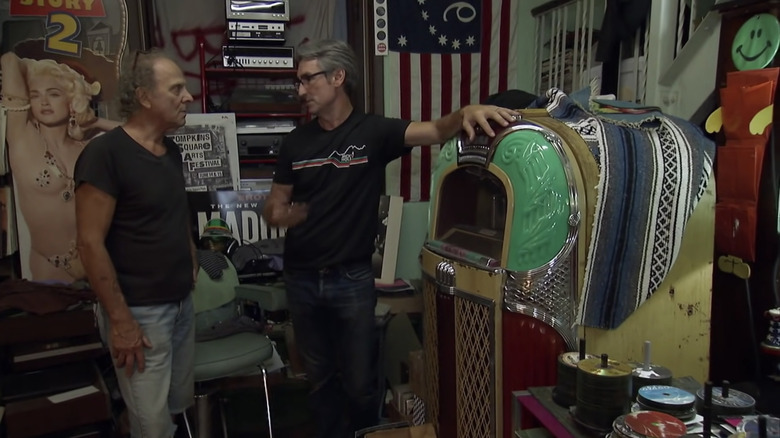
top-left (292, 144), bottom-right (368, 170)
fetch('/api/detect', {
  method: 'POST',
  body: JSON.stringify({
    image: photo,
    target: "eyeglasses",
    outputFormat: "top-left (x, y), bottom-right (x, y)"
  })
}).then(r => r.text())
top-left (294, 70), bottom-right (328, 90)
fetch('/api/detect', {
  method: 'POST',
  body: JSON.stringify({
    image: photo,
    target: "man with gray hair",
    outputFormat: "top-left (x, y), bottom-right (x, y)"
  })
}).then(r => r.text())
top-left (74, 49), bottom-right (198, 438)
top-left (262, 39), bottom-right (518, 437)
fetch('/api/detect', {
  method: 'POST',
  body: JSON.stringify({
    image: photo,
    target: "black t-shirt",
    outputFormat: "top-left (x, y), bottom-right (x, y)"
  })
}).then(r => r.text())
top-left (74, 127), bottom-right (193, 306)
top-left (274, 111), bottom-right (410, 270)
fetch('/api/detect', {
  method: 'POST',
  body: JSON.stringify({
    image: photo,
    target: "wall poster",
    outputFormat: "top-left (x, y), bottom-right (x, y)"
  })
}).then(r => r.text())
top-left (0, 0), bottom-right (147, 283)
top-left (167, 113), bottom-right (240, 192)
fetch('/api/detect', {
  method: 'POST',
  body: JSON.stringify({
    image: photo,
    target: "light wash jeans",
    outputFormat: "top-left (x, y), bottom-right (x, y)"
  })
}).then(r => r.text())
top-left (97, 295), bottom-right (195, 438)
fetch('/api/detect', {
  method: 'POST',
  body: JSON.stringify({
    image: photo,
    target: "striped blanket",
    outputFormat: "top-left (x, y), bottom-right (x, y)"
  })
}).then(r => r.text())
top-left (536, 89), bottom-right (715, 329)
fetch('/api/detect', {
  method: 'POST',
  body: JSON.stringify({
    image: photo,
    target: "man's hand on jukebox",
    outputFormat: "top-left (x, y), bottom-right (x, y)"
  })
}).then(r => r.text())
top-left (460, 105), bottom-right (520, 140)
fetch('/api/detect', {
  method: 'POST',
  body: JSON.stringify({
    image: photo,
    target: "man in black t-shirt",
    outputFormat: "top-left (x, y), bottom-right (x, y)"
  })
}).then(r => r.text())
top-left (262, 39), bottom-right (519, 438)
top-left (74, 50), bottom-right (198, 438)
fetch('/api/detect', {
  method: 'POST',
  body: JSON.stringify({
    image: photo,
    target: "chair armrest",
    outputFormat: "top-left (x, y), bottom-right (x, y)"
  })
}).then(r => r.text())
top-left (234, 283), bottom-right (287, 311)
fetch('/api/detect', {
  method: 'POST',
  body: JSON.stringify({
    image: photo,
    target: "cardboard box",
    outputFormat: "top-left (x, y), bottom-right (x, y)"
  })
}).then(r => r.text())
top-left (391, 383), bottom-right (414, 416)
top-left (365, 423), bottom-right (437, 438)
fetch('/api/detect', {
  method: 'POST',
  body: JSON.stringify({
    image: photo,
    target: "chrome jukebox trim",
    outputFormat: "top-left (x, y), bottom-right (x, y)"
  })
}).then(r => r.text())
top-left (502, 257), bottom-right (579, 351)
top-left (455, 137), bottom-right (490, 166)
top-left (493, 122), bottom-right (581, 351)
top-left (424, 241), bottom-right (503, 273)
top-left (422, 266), bottom-right (502, 306)
top-left (444, 119), bottom-right (583, 352)
top-left (434, 260), bottom-right (456, 295)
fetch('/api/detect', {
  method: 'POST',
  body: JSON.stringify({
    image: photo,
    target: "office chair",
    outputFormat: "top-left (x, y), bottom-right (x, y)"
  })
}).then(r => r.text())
top-left (183, 253), bottom-right (287, 438)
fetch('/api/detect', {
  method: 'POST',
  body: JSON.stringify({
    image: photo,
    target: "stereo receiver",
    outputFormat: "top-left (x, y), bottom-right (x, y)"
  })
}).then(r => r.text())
top-left (222, 45), bottom-right (294, 68)
top-left (228, 21), bottom-right (285, 43)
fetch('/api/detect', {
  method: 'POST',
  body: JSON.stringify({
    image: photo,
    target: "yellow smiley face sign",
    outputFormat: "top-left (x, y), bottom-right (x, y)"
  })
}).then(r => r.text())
top-left (731, 13), bottom-right (780, 71)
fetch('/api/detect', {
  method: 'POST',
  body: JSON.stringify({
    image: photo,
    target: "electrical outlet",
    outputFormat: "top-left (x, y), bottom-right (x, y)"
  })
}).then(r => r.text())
top-left (661, 90), bottom-right (679, 106)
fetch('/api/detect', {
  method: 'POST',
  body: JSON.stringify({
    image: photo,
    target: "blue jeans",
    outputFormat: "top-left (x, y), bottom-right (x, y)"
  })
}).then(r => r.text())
top-left (96, 295), bottom-right (195, 438)
top-left (284, 261), bottom-right (378, 438)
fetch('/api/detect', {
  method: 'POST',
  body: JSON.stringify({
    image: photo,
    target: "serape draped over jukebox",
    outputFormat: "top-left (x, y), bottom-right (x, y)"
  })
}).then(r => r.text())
top-left (535, 89), bottom-right (715, 329)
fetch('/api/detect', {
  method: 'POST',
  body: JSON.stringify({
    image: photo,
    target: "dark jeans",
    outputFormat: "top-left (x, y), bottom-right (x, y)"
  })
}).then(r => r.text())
top-left (284, 260), bottom-right (379, 438)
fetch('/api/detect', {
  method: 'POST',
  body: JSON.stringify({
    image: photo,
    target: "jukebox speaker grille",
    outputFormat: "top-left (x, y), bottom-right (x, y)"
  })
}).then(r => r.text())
top-left (422, 278), bottom-right (439, 428)
top-left (503, 255), bottom-right (577, 349)
top-left (455, 294), bottom-right (495, 438)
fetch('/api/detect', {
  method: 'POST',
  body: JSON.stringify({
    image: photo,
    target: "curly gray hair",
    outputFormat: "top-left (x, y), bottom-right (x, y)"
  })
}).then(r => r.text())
top-left (117, 48), bottom-right (171, 119)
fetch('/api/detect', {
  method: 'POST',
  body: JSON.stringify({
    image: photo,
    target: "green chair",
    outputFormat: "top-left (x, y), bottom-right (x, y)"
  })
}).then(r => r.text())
top-left (183, 253), bottom-right (287, 438)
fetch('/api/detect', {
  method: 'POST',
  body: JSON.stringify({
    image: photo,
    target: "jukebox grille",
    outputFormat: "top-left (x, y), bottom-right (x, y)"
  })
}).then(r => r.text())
top-left (422, 279), bottom-right (440, 427)
top-left (455, 295), bottom-right (495, 438)
top-left (503, 255), bottom-right (577, 349)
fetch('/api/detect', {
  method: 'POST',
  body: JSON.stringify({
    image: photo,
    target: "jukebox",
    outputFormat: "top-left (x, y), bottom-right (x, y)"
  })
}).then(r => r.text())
top-left (420, 110), bottom-right (600, 438)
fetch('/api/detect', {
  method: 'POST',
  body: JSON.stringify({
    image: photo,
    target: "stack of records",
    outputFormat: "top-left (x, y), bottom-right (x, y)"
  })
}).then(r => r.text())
top-left (553, 351), bottom-right (596, 408)
top-left (636, 385), bottom-right (697, 422)
top-left (574, 355), bottom-right (633, 433)
top-left (610, 411), bottom-right (688, 438)
top-left (631, 363), bottom-right (673, 397)
top-left (694, 385), bottom-right (756, 417)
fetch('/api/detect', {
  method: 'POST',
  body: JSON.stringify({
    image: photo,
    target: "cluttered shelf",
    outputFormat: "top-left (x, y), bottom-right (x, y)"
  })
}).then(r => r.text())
top-left (203, 65), bottom-right (297, 77)
top-left (514, 383), bottom-right (780, 438)
top-left (198, 41), bottom-right (301, 117)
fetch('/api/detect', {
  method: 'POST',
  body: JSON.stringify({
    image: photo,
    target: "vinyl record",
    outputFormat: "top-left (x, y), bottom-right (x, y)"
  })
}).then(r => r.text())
top-left (637, 386), bottom-right (696, 411)
top-left (560, 351), bottom-right (597, 367)
top-left (613, 414), bottom-right (644, 438)
top-left (695, 386), bottom-right (756, 416)
top-left (633, 402), bottom-right (698, 423)
top-left (632, 364), bottom-right (673, 396)
top-left (623, 411), bottom-right (687, 438)
top-left (738, 415), bottom-right (780, 437)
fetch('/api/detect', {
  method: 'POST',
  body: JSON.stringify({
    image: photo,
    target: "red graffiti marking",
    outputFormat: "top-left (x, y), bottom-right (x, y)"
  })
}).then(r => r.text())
top-left (170, 25), bottom-right (226, 62)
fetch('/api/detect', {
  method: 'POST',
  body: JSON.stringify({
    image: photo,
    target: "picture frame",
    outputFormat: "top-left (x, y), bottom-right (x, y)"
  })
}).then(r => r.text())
top-left (373, 195), bottom-right (404, 285)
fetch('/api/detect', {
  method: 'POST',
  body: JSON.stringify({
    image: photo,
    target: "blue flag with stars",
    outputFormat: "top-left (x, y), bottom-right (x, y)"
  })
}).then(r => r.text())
top-left (388, 0), bottom-right (482, 54)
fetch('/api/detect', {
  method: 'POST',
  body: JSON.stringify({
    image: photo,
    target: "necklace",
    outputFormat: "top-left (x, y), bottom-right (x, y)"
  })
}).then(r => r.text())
top-left (35, 125), bottom-right (75, 202)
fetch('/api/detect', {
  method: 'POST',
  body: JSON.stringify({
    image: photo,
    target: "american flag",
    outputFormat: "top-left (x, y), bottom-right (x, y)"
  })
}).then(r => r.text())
top-left (383, 0), bottom-right (518, 202)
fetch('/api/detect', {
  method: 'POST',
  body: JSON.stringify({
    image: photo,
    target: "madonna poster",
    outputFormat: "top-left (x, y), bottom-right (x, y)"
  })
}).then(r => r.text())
top-left (0, 0), bottom-right (147, 283)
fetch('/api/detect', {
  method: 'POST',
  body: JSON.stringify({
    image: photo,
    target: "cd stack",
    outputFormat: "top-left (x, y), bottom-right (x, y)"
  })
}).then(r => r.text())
top-left (631, 341), bottom-right (673, 398)
top-left (553, 350), bottom-right (596, 408)
top-left (636, 385), bottom-right (697, 422)
top-left (610, 411), bottom-right (688, 438)
top-left (574, 354), bottom-right (633, 433)
top-left (694, 381), bottom-right (756, 417)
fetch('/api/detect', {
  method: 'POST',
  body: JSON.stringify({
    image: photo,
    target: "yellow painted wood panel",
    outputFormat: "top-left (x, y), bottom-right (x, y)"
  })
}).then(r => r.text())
top-left (582, 177), bottom-right (715, 384)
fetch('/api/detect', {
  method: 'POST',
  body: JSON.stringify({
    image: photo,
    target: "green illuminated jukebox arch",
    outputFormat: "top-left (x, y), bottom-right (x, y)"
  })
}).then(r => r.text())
top-left (431, 122), bottom-right (578, 273)
top-left (492, 126), bottom-right (574, 272)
